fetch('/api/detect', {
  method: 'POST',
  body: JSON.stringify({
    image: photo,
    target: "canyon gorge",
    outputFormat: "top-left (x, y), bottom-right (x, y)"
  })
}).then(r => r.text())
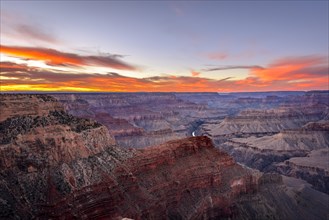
top-left (0, 91), bottom-right (328, 219)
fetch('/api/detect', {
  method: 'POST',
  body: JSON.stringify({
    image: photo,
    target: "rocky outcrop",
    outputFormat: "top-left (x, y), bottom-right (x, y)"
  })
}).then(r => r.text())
top-left (303, 120), bottom-right (329, 131)
top-left (209, 107), bottom-right (324, 136)
top-left (0, 95), bottom-right (116, 169)
top-left (0, 94), bottom-right (129, 219)
top-left (0, 94), bottom-right (63, 122)
top-left (233, 175), bottom-right (329, 220)
top-left (217, 121), bottom-right (329, 194)
top-left (275, 148), bottom-right (329, 194)
top-left (229, 129), bottom-right (329, 152)
top-left (219, 140), bottom-right (308, 171)
top-left (218, 124), bottom-right (328, 168)
top-left (198, 91), bottom-right (328, 138)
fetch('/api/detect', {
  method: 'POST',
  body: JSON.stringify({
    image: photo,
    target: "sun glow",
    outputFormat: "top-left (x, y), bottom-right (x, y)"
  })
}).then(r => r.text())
top-left (1, 45), bottom-right (328, 92)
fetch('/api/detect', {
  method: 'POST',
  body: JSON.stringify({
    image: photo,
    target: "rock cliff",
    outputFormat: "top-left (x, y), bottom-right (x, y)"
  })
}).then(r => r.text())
top-left (205, 107), bottom-right (325, 136)
top-left (275, 148), bottom-right (329, 194)
top-left (218, 121), bottom-right (329, 193)
top-left (0, 94), bottom-right (62, 122)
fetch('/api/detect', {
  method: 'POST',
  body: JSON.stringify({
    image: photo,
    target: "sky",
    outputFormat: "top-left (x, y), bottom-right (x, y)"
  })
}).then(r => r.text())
top-left (0, 1), bottom-right (328, 92)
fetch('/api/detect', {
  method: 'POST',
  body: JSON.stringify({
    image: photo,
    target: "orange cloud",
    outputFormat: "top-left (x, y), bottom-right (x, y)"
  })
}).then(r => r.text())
top-left (191, 70), bottom-right (200, 77)
top-left (0, 62), bottom-right (232, 92)
top-left (1, 52), bottom-right (328, 92)
top-left (0, 45), bottom-right (136, 70)
top-left (251, 55), bottom-right (328, 82)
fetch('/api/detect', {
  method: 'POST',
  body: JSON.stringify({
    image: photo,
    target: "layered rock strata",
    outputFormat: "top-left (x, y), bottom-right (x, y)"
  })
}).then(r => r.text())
top-left (53, 93), bottom-right (216, 148)
top-left (1, 94), bottom-right (328, 220)
top-left (275, 148), bottom-right (329, 194)
top-left (218, 121), bottom-right (329, 193)
top-left (205, 107), bottom-right (325, 136)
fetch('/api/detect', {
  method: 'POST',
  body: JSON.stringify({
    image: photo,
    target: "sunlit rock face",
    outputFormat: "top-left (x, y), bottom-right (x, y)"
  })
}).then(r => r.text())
top-left (0, 94), bottom-right (328, 220)
top-left (0, 94), bottom-right (116, 168)
top-left (0, 94), bottom-right (63, 122)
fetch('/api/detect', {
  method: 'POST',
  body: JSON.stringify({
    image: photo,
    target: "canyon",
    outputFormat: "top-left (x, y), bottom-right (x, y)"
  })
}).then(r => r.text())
top-left (53, 91), bottom-right (329, 195)
top-left (0, 92), bottom-right (328, 219)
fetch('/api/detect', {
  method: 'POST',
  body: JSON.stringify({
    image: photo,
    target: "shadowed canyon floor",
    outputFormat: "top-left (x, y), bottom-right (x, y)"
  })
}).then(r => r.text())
top-left (0, 93), bottom-right (328, 219)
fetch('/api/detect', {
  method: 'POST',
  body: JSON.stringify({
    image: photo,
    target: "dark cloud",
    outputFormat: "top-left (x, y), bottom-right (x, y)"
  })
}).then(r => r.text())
top-left (293, 65), bottom-right (329, 76)
top-left (0, 62), bottom-right (31, 72)
top-left (270, 55), bottom-right (328, 67)
top-left (1, 11), bottom-right (59, 44)
top-left (202, 65), bottom-right (264, 72)
top-left (206, 52), bottom-right (229, 60)
top-left (15, 24), bottom-right (58, 44)
top-left (98, 52), bottom-right (128, 59)
top-left (1, 45), bottom-right (137, 71)
top-left (218, 77), bottom-right (233, 81)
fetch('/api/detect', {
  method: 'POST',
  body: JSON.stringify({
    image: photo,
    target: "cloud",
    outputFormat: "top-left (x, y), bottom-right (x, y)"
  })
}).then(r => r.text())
top-left (1, 10), bottom-right (59, 45)
top-left (203, 65), bottom-right (264, 72)
top-left (0, 62), bottom-right (32, 72)
top-left (191, 70), bottom-right (200, 77)
top-left (199, 55), bottom-right (328, 91)
top-left (15, 24), bottom-right (58, 44)
top-left (219, 77), bottom-right (233, 82)
top-left (206, 52), bottom-right (229, 60)
top-left (204, 47), bottom-right (270, 61)
top-left (251, 55), bottom-right (328, 82)
top-left (0, 45), bottom-right (136, 71)
top-left (269, 55), bottom-right (327, 67)
top-left (1, 54), bottom-right (328, 92)
top-left (0, 61), bottom-right (234, 92)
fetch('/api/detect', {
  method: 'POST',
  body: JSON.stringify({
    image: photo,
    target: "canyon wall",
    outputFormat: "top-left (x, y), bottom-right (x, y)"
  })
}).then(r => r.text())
top-left (53, 93), bottom-right (220, 148)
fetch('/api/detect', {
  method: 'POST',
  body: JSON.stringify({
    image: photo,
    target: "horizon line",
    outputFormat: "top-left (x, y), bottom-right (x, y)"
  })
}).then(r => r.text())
top-left (1, 90), bottom-right (328, 94)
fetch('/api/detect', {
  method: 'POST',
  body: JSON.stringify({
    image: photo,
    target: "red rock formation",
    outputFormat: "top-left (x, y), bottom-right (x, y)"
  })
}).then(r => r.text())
top-left (0, 94), bottom-right (63, 122)
top-left (0, 94), bottom-right (116, 169)
top-left (34, 136), bottom-right (257, 220)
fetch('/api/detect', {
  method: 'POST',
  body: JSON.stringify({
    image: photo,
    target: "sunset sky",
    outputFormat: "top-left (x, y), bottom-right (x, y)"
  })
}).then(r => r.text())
top-left (0, 1), bottom-right (328, 92)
